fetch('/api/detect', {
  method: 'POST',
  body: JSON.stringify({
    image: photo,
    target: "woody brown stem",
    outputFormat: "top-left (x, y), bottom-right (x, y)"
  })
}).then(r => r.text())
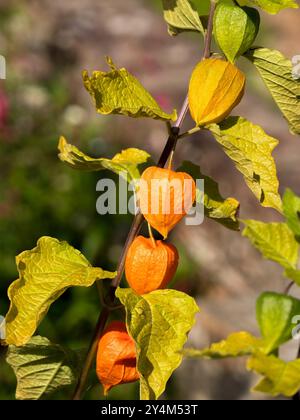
top-left (72, 3), bottom-right (216, 401)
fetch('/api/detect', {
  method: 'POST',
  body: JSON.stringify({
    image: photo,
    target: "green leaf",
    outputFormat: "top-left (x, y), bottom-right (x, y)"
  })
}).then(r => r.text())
top-left (245, 48), bottom-right (300, 135)
top-left (83, 57), bottom-right (177, 122)
top-left (116, 288), bottom-right (199, 400)
top-left (184, 332), bottom-right (263, 359)
top-left (6, 336), bottom-right (81, 400)
top-left (58, 137), bottom-right (150, 182)
top-left (194, 0), bottom-right (211, 16)
top-left (209, 117), bottom-right (282, 212)
top-left (242, 220), bottom-right (299, 272)
top-left (237, 0), bottom-right (298, 14)
top-left (283, 189), bottom-right (300, 241)
top-left (285, 267), bottom-right (300, 285)
top-left (247, 353), bottom-right (300, 397)
top-left (178, 161), bottom-right (240, 230)
top-left (161, 0), bottom-right (204, 36)
top-left (214, 2), bottom-right (260, 63)
top-left (5, 237), bottom-right (116, 346)
top-left (256, 292), bottom-right (300, 353)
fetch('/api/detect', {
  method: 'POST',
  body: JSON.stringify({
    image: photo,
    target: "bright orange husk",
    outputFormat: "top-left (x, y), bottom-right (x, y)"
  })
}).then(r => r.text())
top-left (96, 321), bottom-right (139, 395)
top-left (139, 167), bottom-right (196, 238)
top-left (125, 235), bottom-right (179, 295)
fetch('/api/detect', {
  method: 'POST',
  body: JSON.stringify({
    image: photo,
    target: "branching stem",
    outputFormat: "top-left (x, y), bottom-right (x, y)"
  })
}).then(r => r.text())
top-left (72, 2), bottom-right (216, 400)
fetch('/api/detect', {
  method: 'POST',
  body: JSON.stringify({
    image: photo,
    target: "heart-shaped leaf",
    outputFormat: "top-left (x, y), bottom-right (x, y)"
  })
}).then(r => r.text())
top-left (5, 237), bottom-right (116, 346)
top-left (116, 287), bottom-right (199, 400)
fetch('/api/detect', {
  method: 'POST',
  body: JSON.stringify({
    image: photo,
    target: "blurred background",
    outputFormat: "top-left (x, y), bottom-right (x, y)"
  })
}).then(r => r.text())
top-left (0, 0), bottom-right (299, 400)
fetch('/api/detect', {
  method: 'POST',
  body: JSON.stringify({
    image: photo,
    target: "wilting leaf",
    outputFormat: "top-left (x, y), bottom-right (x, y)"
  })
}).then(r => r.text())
top-left (209, 117), bottom-right (282, 212)
top-left (6, 336), bottom-right (81, 400)
top-left (116, 288), bottom-right (199, 400)
top-left (245, 48), bottom-right (300, 135)
top-left (242, 220), bottom-right (298, 272)
top-left (83, 57), bottom-right (177, 122)
top-left (58, 137), bottom-right (150, 182)
top-left (184, 332), bottom-right (263, 359)
top-left (237, 0), bottom-right (298, 14)
top-left (256, 292), bottom-right (300, 353)
top-left (214, 2), bottom-right (260, 63)
top-left (283, 189), bottom-right (300, 241)
top-left (5, 237), bottom-right (116, 346)
top-left (161, 0), bottom-right (204, 36)
top-left (247, 353), bottom-right (300, 397)
top-left (178, 161), bottom-right (240, 230)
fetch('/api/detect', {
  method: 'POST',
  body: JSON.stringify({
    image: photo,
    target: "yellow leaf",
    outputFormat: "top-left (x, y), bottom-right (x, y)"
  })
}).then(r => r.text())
top-left (248, 353), bottom-right (300, 397)
top-left (5, 237), bottom-right (116, 346)
top-left (83, 57), bottom-right (177, 122)
top-left (184, 332), bottom-right (263, 359)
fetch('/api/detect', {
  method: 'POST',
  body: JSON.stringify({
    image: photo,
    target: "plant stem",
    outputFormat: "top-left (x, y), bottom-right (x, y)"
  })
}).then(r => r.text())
top-left (203, 1), bottom-right (216, 60)
top-left (72, 105), bottom-right (186, 401)
top-left (72, 4), bottom-right (216, 400)
top-left (178, 126), bottom-right (201, 139)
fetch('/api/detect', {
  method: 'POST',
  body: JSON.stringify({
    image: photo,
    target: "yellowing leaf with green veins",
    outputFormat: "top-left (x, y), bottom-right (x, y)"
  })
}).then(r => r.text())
top-left (242, 221), bottom-right (298, 274)
top-left (189, 59), bottom-right (246, 126)
top-left (247, 353), bottom-right (300, 397)
top-left (178, 161), bottom-right (240, 231)
top-left (58, 137), bottom-right (150, 182)
top-left (256, 292), bottom-right (300, 353)
top-left (83, 57), bottom-right (177, 122)
top-left (245, 48), bottom-right (300, 135)
top-left (283, 189), bottom-right (300, 240)
top-left (5, 237), bottom-right (116, 346)
top-left (214, 2), bottom-right (260, 63)
top-left (162, 0), bottom-right (204, 36)
top-left (237, 0), bottom-right (298, 14)
top-left (116, 288), bottom-right (199, 400)
top-left (6, 336), bottom-right (82, 400)
top-left (209, 117), bottom-right (282, 212)
top-left (184, 332), bottom-right (263, 359)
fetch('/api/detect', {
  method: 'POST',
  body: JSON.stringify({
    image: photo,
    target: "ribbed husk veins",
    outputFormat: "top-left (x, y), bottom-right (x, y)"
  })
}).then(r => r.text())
top-left (125, 236), bottom-right (179, 295)
top-left (139, 166), bottom-right (196, 239)
top-left (188, 58), bottom-right (246, 126)
top-left (96, 321), bottom-right (139, 394)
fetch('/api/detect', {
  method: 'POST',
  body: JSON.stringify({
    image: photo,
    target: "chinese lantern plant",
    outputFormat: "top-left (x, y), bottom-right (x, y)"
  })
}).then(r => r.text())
top-left (1, 0), bottom-right (300, 401)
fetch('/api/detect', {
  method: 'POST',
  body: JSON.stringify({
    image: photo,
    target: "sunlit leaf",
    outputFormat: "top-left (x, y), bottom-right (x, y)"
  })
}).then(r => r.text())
top-left (5, 237), bottom-right (116, 346)
top-left (161, 0), bottom-right (204, 36)
top-left (58, 137), bottom-right (150, 182)
top-left (283, 188), bottom-right (300, 240)
top-left (184, 332), bottom-right (263, 359)
top-left (245, 48), bottom-right (300, 135)
top-left (83, 57), bottom-right (177, 122)
top-left (242, 220), bottom-right (298, 272)
top-left (178, 161), bottom-right (240, 230)
top-left (256, 292), bottom-right (300, 353)
top-left (237, 0), bottom-right (298, 14)
top-left (248, 353), bottom-right (300, 397)
top-left (209, 117), bottom-right (282, 212)
top-left (6, 336), bottom-right (81, 400)
top-left (116, 287), bottom-right (199, 400)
